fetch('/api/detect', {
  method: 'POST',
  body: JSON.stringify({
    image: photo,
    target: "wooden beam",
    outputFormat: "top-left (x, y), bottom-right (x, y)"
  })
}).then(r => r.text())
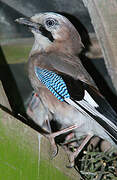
top-left (0, 81), bottom-right (11, 110)
top-left (86, 33), bottom-right (102, 59)
top-left (82, 0), bottom-right (117, 92)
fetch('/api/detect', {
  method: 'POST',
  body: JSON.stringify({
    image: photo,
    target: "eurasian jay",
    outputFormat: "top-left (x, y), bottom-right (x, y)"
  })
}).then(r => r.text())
top-left (16, 12), bottom-right (117, 167)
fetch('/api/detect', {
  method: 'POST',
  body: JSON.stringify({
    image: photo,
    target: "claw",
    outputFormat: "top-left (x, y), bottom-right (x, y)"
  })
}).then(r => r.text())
top-left (50, 144), bottom-right (58, 159)
top-left (66, 134), bottom-right (93, 168)
top-left (45, 134), bottom-right (58, 158)
top-left (45, 124), bottom-right (79, 159)
top-left (62, 134), bottom-right (93, 168)
top-left (66, 161), bottom-right (74, 168)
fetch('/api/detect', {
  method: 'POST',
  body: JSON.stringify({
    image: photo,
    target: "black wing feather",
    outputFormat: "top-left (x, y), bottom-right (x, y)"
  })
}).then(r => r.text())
top-left (83, 83), bottom-right (117, 125)
top-left (60, 74), bottom-right (84, 100)
top-left (60, 73), bottom-right (117, 143)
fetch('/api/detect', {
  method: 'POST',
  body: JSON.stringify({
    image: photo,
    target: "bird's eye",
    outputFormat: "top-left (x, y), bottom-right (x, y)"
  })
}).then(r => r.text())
top-left (45, 19), bottom-right (56, 28)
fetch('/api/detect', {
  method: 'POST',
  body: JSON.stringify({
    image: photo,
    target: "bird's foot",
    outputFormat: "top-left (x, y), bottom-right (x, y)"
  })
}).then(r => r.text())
top-left (46, 124), bottom-right (79, 158)
top-left (64, 134), bottom-right (93, 168)
top-left (49, 136), bottom-right (58, 158)
top-left (62, 145), bottom-right (75, 168)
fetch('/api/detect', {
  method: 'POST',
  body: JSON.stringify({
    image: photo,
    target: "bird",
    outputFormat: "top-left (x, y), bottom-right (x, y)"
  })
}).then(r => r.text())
top-left (16, 12), bottom-right (117, 167)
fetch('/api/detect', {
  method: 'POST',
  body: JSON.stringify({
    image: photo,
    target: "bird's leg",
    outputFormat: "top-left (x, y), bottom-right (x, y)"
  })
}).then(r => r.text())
top-left (45, 124), bottom-right (79, 158)
top-left (67, 134), bottom-right (93, 168)
top-left (46, 124), bottom-right (79, 139)
top-left (44, 119), bottom-right (58, 158)
top-left (61, 132), bottom-right (79, 166)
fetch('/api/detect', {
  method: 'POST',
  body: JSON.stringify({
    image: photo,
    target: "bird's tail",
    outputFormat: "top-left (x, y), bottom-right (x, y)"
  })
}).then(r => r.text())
top-left (65, 98), bottom-right (117, 144)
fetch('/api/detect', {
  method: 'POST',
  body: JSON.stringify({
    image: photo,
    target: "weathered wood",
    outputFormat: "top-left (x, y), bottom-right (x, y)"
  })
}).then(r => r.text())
top-left (0, 81), bottom-right (11, 110)
top-left (0, 80), bottom-right (80, 179)
top-left (0, 109), bottom-right (39, 179)
top-left (0, 98), bottom-right (78, 179)
top-left (83, 0), bottom-right (117, 91)
top-left (41, 137), bottom-right (79, 180)
top-left (86, 33), bottom-right (102, 59)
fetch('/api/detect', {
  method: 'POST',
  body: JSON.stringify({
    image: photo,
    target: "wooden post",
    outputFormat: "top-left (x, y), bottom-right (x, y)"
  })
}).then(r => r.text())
top-left (82, 0), bottom-right (117, 92)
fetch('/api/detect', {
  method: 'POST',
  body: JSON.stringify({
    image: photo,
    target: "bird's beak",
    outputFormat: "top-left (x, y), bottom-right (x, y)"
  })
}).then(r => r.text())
top-left (15, 17), bottom-right (41, 31)
top-left (15, 17), bottom-right (54, 42)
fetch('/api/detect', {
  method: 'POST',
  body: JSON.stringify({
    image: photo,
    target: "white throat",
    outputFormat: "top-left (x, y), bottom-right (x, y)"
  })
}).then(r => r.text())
top-left (30, 32), bottom-right (52, 55)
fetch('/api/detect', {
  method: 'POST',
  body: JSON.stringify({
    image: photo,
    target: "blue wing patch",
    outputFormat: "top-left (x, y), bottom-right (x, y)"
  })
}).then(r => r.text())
top-left (34, 67), bottom-right (70, 101)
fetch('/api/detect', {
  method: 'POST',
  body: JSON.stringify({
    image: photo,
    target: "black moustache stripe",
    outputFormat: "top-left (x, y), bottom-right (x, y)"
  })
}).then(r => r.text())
top-left (39, 25), bottom-right (54, 42)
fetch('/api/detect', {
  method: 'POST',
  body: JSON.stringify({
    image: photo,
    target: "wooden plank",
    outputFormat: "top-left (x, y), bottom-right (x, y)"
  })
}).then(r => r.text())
top-left (0, 108), bottom-right (39, 180)
top-left (0, 81), bottom-right (11, 110)
top-left (82, 0), bottom-right (117, 92)
top-left (0, 81), bottom-right (80, 179)
top-left (0, 80), bottom-right (39, 179)
top-left (0, 108), bottom-right (77, 180)
top-left (40, 137), bottom-right (79, 180)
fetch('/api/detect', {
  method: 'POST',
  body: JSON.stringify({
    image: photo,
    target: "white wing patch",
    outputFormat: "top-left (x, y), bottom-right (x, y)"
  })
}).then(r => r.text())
top-left (65, 97), bottom-right (117, 132)
top-left (84, 90), bottom-right (98, 108)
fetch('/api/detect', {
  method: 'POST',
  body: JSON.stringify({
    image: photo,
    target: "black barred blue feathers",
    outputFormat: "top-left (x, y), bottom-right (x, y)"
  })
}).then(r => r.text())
top-left (35, 67), bottom-right (70, 101)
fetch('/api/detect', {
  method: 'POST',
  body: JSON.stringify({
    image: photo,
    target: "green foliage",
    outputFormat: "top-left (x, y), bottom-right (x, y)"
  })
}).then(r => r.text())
top-left (77, 146), bottom-right (117, 180)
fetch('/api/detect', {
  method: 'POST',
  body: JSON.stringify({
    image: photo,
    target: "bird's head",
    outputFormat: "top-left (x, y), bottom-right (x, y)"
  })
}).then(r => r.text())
top-left (16, 12), bottom-right (84, 55)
